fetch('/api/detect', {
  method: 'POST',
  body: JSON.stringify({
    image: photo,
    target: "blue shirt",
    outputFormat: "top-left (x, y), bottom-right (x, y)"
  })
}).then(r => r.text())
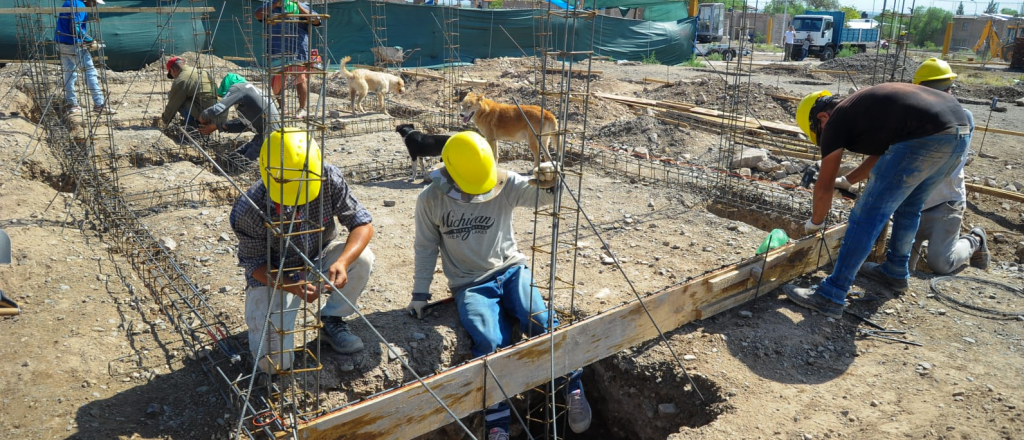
top-left (230, 164), bottom-right (372, 288)
top-left (55, 0), bottom-right (91, 45)
top-left (255, 1), bottom-right (320, 61)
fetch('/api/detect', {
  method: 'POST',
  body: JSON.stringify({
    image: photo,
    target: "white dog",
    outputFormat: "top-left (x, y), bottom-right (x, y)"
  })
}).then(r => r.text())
top-left (338, 56), bottom-right (405, 116)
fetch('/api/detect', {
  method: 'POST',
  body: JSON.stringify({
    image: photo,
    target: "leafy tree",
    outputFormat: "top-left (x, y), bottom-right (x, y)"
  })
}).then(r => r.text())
top-left (839, 5), bottom-right (861, 24)
top-left (805, 0), bottom-right (841, 9)
top-left (983, 1), bottom-right (997, 13)
top-left (956, 2), bottom-right (964, 15)
top-left (488, 0), bottom-right (502, 8)
top-left (907, 6), bottom-right (953, 47)
top-left (1000, 8), bottom-right (1018, 15)
top-left (763, 0), bottom-right (807, 15)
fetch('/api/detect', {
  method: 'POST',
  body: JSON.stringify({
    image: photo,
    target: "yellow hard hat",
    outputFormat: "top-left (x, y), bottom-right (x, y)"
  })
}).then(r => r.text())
top-left (442, 131), bottom-right (497, 195)
top-left (796, 90), bottom-right (832, 145)
top-left (259, 128), bottom-right (323, 206)
top-left (913, 57), bottom-right (957, 85)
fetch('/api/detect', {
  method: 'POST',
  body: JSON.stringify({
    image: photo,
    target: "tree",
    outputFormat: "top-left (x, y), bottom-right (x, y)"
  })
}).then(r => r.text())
top-left (956, 2), bottom-right (964, 15)
top-left (839, 5), bottom-right (861, 24)
top-left (999, 8), bottom-right (1018, 15)
top-left (804, 0), bottom-right (841, 9)
top-left (762, 0), bottom-right (807, 15)
top-left (907, 6), bottom-right (953, 47)
top-left (983, 1), bottom-right (997, 13)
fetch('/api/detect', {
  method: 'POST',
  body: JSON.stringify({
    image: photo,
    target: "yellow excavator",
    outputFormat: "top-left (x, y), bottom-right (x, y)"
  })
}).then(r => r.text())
top-left (973, 19), bottom-right (1019, 62)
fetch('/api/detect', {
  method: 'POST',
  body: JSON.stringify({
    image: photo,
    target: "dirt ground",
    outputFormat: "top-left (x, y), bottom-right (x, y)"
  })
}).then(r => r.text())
top-left (1, 49), bottom-right (1022, 440)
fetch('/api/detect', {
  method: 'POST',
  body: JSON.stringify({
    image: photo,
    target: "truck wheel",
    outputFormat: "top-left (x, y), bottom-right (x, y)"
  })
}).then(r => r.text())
top-left (723, 50), bottom-right (735, 62)
top-left (1002, 44), bottom-right (1014, 62)
top-left (820, 46), bottom-right (835, 61)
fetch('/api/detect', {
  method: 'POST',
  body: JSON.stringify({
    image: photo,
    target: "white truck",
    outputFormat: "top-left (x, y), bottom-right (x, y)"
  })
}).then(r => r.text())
top-left (791, 11), bottom-right (880, 60)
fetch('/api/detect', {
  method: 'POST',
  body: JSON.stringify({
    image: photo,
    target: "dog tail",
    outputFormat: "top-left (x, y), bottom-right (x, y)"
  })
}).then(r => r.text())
top-left (338, 56), bottom-right (353, 79)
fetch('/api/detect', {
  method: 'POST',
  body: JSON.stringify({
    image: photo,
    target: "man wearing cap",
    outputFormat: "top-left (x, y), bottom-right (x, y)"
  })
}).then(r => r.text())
top-left (833, 58), bottom-right (989, 275)
top-left (198, 73), bottom-right (282, 160)
top-left (254, 0), bottom-right (322, 119)
top-left (156, 56), bottom-right (220, 130)
top-left (230, 128), bottom-right (374, 374)
top-left (783, 82), bottom-right (971, 318)
top-left (406, 132), bottom-right (592, 440)
top-left (55, 0), bottom-right (116, 115)
top-left (783, 25), bottom-right (795, 61)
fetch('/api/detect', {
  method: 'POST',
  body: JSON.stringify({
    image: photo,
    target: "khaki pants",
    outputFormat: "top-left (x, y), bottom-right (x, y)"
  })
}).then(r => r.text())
top-left (245, 240), bottom-right (374, 374)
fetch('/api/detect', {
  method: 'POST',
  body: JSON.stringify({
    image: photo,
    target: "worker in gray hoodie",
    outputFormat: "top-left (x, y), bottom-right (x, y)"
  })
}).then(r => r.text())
top-left (405, 131), bottom-right (591, 440)
top-left (198, 73), bottom-right (282, 160)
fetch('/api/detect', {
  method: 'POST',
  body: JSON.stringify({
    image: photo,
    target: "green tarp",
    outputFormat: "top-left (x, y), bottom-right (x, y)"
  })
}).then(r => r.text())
top-left (3, 0), bottom-right (695, 71)
top-left (2, 0), bottom-right (208, 71)
top-left (214, 0), bottom-right (696, 68)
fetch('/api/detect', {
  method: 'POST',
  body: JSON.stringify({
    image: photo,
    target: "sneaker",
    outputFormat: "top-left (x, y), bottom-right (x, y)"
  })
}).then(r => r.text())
top-left (68, 106), bottom-right (82, 114)
top-left (857, 262), bottom-right (909, 293)
top-left (294, 108), bottom-right (308, 119)
top-left (783, 284), bottom-right (844, 318)
top-left (969, 227), bottom-right (990, 270)
top-left (566, 388), bottom-right (592, 433)
top-left (94, 104), bottom-right (117, 115)
top-left (487, 428), bottom-right (509, 440)
top-left (320, 316), bottom-right (364, 354)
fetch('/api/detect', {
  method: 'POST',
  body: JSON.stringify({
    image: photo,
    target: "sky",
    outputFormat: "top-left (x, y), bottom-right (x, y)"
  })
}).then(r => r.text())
top-left (829, 0), bottom-right (1024, 15)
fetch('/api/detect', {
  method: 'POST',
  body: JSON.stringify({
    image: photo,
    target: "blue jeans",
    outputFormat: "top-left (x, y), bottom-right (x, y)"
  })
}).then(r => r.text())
top-left (816, 128), bottom-right (971, 304)
top-left (457, 264), bottom-right (583, 432)
top-left (177, 105), bottom-right (200, 127)
top-left (59, 44), bottom-right (104, 107)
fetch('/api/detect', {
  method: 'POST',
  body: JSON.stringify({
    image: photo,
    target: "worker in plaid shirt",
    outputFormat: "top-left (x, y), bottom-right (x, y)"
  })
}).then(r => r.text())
top-left (230, 129), bottom-right (374, 374)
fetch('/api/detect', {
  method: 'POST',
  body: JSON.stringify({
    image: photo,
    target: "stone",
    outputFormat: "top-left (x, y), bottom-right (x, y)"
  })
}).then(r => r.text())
top-left (738, 168), bottom-right (752, 177)
top-left (937, 309), bottom-right (947, 315)
top-left (601, 255), bottom-right (616, 265)
top-left (992, 233), bottom-right (1008, 244)
top-left (755, 158), bottom-right (781, 172)
top-left (387, 344), bottom-right (405, 361)
top-left (984, 177), bottom-right (999, 188)
top-left (146, 403), bottom-right (163, 416)
top-left (657, 403), bottom-right (679, 415)
top-left (219, 233), bottom-right (231, 242)
top-left (412, 332), bottom-right (426, 340)
top-left (158, 237), bottom-right (177, 251)
top-left (870, 400), bottom-right (881, 407)
top-left (1014, 181), bottom-right (1023, 191)
top-left (962, 337), bottom-right (975, 344)
top-left (328, 109), bottom-right (341, 118)
top-left (383, 200), bottom-right (397, 207)
top-left (339, 362), bottom-right (355, 372)
top-left (774, 170), bottom-right (788, 180)
top-left (952, 390), bottom-right (966, 397)
top-left (730, 147), bottom-right (768, 169)
top-left (219, 286), bottom-right (233, 293)
top-left (738, 310), bottom-right (753, 318)
top-left (683, 354), bottom-right (697, 361)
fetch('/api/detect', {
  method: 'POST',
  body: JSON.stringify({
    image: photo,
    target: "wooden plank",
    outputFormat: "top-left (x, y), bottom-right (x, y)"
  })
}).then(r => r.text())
top-left (537, 66), bottom-right (603, 75)
top-left (966, 183), bottom-right (1024, 203)
top-left (0, 7), bottom-right (215, 14)
top-left (767, 93), bottom-right (801, 102)
top-left (975, 125), bottom-right (1024, 137)
top-left (222, 56), bottom-right (255, 62)
top-left (809, 69), bottom-right (858, 74)
top-left (293, 225), bottom-right (848, 439)
top-left (403, 71), bottom-right (444, 81)
top-left (642, 77), bottom-right (675, 85)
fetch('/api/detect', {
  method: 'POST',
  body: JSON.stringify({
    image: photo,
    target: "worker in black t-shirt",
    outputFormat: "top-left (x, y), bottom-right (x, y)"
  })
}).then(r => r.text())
top-left (783, 83), bottom-right (971, 319)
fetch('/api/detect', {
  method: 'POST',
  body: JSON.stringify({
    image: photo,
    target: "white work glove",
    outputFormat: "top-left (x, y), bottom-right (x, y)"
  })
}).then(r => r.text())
top-left (83, 41), bottom-right (99, 51)
top-left (804, 219), bottom-right (825, 234)
top-left (406, 300), bottom-right (428, 319)
top-left (834, 176), bottom-right (853, 191)
top-left (529, 161), bottom-right (559, 189)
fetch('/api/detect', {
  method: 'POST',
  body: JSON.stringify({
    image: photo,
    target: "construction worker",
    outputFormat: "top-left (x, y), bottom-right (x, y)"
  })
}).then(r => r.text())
top-left (784, 83), bottom-right (971, 318)
top-left (230, 128), bottom-right (374, 374)
top-left (197, 73), bottom-right (282, 160)
top-left (254, 0), bottom-right (322, 119)
top-left (834, 58), bottom-right (989, 274)
top-left (55, 0), bottom-right (116, 115)
top-left (783, 25), bottom-right (795, 61)
top-left (156, 57), bottom-right (220, 130)
top-left (406, 132), bottom-right (591, 440)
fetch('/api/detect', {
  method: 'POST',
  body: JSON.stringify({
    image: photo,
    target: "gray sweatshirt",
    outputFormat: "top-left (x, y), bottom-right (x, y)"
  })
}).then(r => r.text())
top-left (413, 169), bottom-right (554, 297)
top-left (200, 83), bottom-right (281, 135)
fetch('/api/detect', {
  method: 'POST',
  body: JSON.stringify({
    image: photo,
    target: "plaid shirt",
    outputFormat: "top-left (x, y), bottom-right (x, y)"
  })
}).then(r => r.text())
top-left (230, 164), bottom-right (372, 288)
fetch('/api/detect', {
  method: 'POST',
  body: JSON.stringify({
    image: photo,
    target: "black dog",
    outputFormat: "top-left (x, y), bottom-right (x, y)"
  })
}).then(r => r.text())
top-left (396, 123), bottom-right (450, 181)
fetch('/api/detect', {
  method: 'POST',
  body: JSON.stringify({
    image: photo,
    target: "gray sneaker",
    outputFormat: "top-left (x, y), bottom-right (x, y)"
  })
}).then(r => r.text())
top-left (857, 262), bottom-right (909, 293)
top-left (969, 227), bottom-right (990, 270)
top-left (566, 388), bottom-right (592, 433)
top-left (783, 284), bottom-right (844, 318)
top-left (320, 316), bottom-right (364, 354)
top-left (487, 428), bottom-right (509, 440)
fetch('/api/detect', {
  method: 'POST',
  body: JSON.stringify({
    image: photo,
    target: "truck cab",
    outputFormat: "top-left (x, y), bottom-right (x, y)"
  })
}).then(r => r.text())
top-left (791, 12), bottom-right (843, 60)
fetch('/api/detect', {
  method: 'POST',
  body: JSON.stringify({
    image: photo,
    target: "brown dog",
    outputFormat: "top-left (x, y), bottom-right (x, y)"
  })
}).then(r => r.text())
top-left (338, 56), bottom-right (406, 116)
top-left (458, 92), bottom-right (558, 169)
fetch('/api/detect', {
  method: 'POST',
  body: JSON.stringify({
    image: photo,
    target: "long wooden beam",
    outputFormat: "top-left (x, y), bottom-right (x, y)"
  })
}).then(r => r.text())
top-left (291, 225), bottom-right (848, 439)
top-left (966, 182), bottom-right (1024, 203)
top-left (0, 7), bottom-right (215, 14)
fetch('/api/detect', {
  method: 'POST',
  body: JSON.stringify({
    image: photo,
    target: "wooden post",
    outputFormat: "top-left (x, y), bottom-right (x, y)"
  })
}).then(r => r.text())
top-left (942, 21), bottom-right (953, 58)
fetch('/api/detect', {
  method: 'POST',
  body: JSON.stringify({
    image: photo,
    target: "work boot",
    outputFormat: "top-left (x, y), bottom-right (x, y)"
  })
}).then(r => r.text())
top-left (857, 262), bottom-right (909, 293)
top-left (783, 284), bottom-right (844, 318)
top-left (566, 387), bottom-right (592, 433)
top-left (487, 428), bottom-right (509, 440)
top-left (969, 227), bottom-right (990, 270)
top-left (320, 316), bottom-right (364, 354)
